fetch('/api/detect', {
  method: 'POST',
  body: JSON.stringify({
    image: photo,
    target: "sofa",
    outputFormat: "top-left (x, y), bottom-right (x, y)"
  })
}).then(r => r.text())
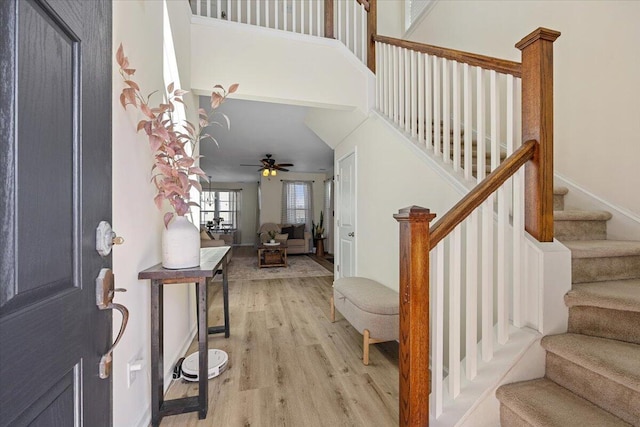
top-left (258, 223), bottom-right (311, 254)
top-left (200, 230), bottom-right (233, 261)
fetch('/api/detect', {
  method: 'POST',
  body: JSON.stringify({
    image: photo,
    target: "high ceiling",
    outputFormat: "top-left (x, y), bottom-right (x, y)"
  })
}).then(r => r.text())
top-left (198, 97), bottom-right (334, 182)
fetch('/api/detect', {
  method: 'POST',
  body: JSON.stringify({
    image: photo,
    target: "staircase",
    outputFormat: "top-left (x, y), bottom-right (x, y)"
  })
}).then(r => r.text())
top-left (496, 187), bottom-right (640, 426)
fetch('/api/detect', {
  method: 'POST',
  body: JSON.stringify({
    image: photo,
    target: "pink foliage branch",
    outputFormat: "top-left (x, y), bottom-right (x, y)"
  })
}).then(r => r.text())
top-left (116, 44), bottom-right (238, 227)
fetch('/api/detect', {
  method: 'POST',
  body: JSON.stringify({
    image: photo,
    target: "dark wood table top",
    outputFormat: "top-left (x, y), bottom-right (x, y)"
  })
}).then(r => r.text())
top-left (138, 247), bottom-right (230, 281)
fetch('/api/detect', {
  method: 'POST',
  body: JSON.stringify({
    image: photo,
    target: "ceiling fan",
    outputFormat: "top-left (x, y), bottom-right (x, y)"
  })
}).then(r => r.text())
top-left (240, 154), bottom-right (294, 177)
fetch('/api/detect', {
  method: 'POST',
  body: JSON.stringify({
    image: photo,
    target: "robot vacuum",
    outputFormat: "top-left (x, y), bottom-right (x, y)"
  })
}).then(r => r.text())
top-left (173, 349), bottom-right (228, 382)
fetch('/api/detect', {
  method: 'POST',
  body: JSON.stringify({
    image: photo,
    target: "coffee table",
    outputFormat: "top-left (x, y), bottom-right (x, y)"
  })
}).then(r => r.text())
top-left (258, 242), bottom-right (288, 268)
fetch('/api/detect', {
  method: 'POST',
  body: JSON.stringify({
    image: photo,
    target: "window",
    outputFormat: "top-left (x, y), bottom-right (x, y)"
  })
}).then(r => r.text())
top-left (281, 181), bottom-right (313, 231)
top-left (200, 189), bottom-right (240, 229)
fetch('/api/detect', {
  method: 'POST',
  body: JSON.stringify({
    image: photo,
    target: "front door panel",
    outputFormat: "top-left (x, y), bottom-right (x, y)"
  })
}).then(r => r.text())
top-left (0, 0), bottom-right (112, 425)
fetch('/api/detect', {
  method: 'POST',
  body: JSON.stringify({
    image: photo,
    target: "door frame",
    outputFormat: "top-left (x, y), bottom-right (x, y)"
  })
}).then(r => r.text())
top-left (335, 148), bottom-right (357, 279)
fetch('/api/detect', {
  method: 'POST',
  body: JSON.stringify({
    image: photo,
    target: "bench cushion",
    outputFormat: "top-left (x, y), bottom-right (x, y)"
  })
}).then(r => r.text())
top-left (333, 277), bottom-right (399, 315)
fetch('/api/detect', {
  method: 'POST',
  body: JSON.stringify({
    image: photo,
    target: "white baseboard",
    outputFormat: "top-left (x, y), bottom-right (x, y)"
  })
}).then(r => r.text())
top-left (134, 405), bottom-right (151, 427)
top-left (163, 323), bottom-right (198, 393)
top-left (555, 173), bottom-right (640, 241)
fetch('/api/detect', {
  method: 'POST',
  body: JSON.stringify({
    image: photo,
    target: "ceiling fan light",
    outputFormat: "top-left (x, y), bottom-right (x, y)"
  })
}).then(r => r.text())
top-left (262, 169), bottom-right (269, 177)
top-left (271, 169), bottom-right (277, 176)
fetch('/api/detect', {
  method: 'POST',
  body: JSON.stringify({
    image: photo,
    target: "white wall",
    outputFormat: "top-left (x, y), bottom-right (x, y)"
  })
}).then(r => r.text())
top-left (208, 181), bottom-right (259, 245)
top-left (377, 0), bottom-right (404, 38)
top-left (408, 0), bottom-right (640, 218)
top-left (260, 171), bottom-right (327, 228)
top-left (112, 2), bottom-right (196, 426)
top-left (190, 17), bottom-right (373, 112)
top-left (334, 113), bottom-right (462, 290)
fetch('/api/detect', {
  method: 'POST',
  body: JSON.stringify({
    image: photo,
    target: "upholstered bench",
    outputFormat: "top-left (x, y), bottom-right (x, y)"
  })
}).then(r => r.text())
top-left (330, 277), bottom-right (399, 365)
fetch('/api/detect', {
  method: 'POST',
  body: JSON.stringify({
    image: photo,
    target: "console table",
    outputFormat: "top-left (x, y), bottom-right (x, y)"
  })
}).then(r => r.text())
top-left (138, 246), bottom-right (231, 427)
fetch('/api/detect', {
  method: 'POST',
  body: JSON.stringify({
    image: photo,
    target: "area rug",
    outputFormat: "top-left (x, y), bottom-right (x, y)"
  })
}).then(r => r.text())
top-left (226, 255), bottom-right (333, 280)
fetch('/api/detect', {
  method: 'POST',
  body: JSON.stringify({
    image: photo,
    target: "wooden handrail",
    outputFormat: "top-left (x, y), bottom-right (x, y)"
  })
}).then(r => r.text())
top-left (429, 140), bottom-right (536, 247)
top-left (372, 34), bottom-right (522, 77)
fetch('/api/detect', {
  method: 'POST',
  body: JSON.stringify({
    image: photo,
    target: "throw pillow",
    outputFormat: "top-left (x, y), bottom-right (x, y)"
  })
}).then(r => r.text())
top-left (281, 225), bottom-right (294, 239)
top-left (200, 230), bottom-right (211, 240)
top-left (293, 224), bottom-right (305, 239)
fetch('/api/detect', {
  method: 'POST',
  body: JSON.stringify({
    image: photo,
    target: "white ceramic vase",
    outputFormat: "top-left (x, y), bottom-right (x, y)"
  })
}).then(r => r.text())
top-left (162, 216), bottom-right (200, 269)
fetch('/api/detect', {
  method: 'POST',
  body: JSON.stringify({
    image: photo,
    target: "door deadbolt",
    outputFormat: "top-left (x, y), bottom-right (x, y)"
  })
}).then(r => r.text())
top-left (96, 221), bottom-right (124, 257)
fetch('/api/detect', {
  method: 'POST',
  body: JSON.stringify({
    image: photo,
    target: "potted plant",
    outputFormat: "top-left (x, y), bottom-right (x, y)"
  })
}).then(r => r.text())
top-left (267, 230), bottom-right (277, 244)
top-left (312, 211), bottom-right (324, 239)
top-left (116, 44), bottom-right (237, 268)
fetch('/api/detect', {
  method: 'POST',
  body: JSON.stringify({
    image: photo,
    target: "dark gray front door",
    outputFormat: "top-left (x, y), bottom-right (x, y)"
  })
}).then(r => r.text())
top-left (0, 0), bottom-right (112, 425)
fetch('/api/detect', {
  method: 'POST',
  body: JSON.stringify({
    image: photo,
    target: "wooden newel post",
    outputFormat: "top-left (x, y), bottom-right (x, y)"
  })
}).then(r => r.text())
top-left (516, 27), bottom-right (560, 242)
top-left (324, 0), bottom-right (334, 39)
top-left (367, 0), bottom-right (377, 73)
top-left (394, 206), bottom-right (436, 427)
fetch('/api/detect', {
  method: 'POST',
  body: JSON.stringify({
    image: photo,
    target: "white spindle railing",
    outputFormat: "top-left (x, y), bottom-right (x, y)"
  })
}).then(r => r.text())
top-left (191, 0), bottom-right (369, 67)
top-left (376, 40), bottom-right (526, 419)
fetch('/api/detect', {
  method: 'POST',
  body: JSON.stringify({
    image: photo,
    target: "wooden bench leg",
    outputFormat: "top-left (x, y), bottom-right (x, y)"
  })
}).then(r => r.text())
top-left (363, 329), bottom-right (370, 365)
top-left (330, 295), bottom-right (335, 323)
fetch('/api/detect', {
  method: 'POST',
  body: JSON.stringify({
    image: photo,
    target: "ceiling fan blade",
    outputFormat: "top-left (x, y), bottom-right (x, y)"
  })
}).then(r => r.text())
top-left (261, 159), bottom-right (271, 167)
top-left (275, 163), bottom-right (294, 167)
top-left (240, 164), bottom-right (263, 167)
top-left (276, 167), bottom-right (290, 172)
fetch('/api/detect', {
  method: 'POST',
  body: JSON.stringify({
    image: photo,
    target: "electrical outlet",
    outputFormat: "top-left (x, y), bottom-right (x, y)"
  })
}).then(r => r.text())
top-left (127, 358), bottom-right (143, 388)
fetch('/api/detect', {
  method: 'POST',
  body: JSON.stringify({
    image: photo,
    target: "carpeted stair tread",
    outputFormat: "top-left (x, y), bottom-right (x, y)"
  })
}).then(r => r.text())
top-left (496, 378), bottom-right (631, 426)
top-left (563, 240), bottom-right (640, 258)
top-left (541, 333), bottom-right (640, 391)
top-left (555, 210), bottom-right (613, 221)
top-left (566, 280), bottom-right (640, 312)
top-left (554, 186), bottom-right (569, 195)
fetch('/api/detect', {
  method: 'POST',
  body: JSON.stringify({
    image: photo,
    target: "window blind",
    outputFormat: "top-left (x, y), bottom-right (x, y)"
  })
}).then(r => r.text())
top-left (281, 181), bottom-right (313, 232)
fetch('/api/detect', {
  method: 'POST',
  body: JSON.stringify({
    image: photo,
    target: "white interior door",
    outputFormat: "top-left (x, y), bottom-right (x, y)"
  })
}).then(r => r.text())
top-left (337, 152), bottom-right (356, 278)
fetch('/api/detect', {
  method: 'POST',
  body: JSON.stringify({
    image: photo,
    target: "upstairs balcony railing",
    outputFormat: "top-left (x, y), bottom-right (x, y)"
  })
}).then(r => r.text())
top-left (190, 0), bottom-right (376, 70)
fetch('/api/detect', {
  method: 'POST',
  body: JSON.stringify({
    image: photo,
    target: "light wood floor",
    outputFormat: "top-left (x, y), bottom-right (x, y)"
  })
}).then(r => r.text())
top-left (161, 250), bottom-right (399, 426)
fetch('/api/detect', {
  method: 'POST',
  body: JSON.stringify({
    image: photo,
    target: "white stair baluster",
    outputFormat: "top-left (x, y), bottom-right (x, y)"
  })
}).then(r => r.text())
top-left (449, 227), bottom-right (462, 398)
top-left (442, 58), bottom-right (451, 163)
top-left (452, 60), bottom-right (461, 171)
top-left (476, 67), bottom-right (486, 182)
top-left (466, 211), bottom-right (478, 380)
top-left (433, 57), bottom-right (441, 157)
top-left (399, 49), bottom-right (405, 130)
top-left (410, 51), bottom-right (417, 138)
top-left (463, 64), bottom-right (472, 179)
top-left (482, 194), bottom-right (494, 362)
top-left (511, 75), bottom-right (524, 327)
top-left (417, 52), bottom-right (425, 145)
top-left (425, 55), bottom-right (432, 150)
top-left (404, 48), bottom-right (410, 133)
top-left (434, 244), bottom-right (445, 417)
top-left (292, 0), bottom-right (296, 32)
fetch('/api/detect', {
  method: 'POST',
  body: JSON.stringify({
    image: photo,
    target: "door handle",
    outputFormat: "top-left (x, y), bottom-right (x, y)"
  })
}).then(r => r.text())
top-left (96, 268), bottom-right (129, 379)
top-left (348, 232), bottom-right (355, 237)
